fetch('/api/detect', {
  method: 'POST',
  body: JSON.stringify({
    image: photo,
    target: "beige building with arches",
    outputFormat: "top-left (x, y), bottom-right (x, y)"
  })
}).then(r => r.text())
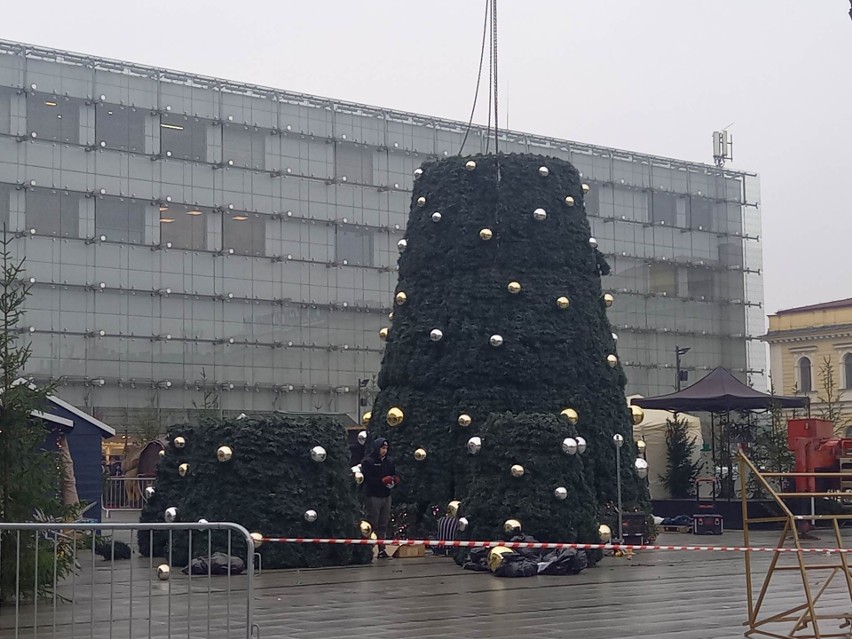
top-left (764, 299), bottom-right (852, 414)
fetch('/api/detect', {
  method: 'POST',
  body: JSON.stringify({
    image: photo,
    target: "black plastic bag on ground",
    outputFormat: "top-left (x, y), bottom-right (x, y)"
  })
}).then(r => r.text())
top-left (507, 533), bottom-right (542, 561)
top-left (493, 553), bottom-right (539, 578)
top-left (537, 548), bottom-right (588, 575)
top-left (462, 547), bottom-right (491, 572)
top-left (183, 552), bottom-right (246, 575)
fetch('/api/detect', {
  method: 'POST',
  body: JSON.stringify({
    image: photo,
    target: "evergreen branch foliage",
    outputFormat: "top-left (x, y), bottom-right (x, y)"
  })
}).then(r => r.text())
top-left (139, 415), bottom-right (371, 568)
top-left (661, 417), bottom-right (702, 498)
top-left (0, 228), bottom-right (73, 602)
top-left (367, 154), bottom-right (645, 541)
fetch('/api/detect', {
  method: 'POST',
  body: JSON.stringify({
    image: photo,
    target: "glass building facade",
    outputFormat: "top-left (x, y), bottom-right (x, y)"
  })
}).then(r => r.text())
top-left (0, 40), bottom-right (765, 431)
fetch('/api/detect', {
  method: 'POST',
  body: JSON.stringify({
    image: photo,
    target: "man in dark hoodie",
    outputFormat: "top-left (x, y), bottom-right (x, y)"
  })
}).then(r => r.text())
top-left (362, 437), bottom-right (399, 559)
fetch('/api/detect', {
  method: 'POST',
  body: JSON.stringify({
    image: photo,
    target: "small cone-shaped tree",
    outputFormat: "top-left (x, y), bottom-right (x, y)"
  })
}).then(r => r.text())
top-left (367, 153), bottom-right (645, 540)
top-left (139, 415), bottom-right (371, 568)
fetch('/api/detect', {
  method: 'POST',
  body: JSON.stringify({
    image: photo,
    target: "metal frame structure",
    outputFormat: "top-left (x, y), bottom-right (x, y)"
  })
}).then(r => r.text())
top-left (740, 452), bottom-right (852, 638)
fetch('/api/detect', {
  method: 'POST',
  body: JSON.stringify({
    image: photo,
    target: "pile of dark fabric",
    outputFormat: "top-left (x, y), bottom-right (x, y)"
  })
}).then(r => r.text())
top-left (95, 539), bottom-right (132, 560)
top-left (182, 552), bottom-right (246, 575)
top-left (462, 534), bottom-right (588, 578)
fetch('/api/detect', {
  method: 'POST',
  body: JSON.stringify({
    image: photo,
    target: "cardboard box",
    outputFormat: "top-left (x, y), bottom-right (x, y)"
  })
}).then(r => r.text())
top-left (393, 544), bottom-right (425, 558)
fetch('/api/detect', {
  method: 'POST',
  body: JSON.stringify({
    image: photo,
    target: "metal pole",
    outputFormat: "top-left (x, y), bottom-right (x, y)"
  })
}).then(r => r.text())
top-left (676, 345), bottom-right (683, 392)
top-left (616, 451), bottom-right (623, 541)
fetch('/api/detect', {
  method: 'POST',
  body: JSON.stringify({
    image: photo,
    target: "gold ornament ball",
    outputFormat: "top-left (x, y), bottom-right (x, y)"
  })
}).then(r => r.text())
top-left (636, 439), bottom-right (647, 453)
top-left (603, 293), bottom-right (614, 307)
top-left (599, 524), bottom-right (612, 543)
top-left (416, 196), bottom-right (426, 207)
top-left (354, 470), bottom-right (364, 485)
top-left (414, 447), bottom-right (427, 461)
top-left (488, 546), bottom-right (515, 572)
top-left (503, 519), bottom-right (523, 534)
top-left (565, 196), bottom-right (575, 207)
top-left (359, 520), bottom-right (373, 538)
top-left (394, 291), bottom-right (407, 306)
top-left (507, 281), bottom-right (522, 294)
top-left (510, 464), bottom-right (525, 478)
top-left (388, 311), bottom-right (394, 321)
top-left (217, 445), bottom-right (233, 462)
top-left (379, 327), bottom-right (389, 341)
top-left (582, 183), bottom-right (591, 194)
top-left (157, 564), bottom-right (171, 581)
top-left (607, 354), bottom-right (619, 368)
top-left (178, 463), bottom-right (189, 477)
top-left (631, 405), bottom-right (645, 425)
top-left (250, 532), bottom-right (264, 548)
top-left (361, 411), bottom-right (372, 427)
top-left (465, 160), bottom-right (477, 171)
top-left (447, 500), bottom-right (461, 518)
top-left (370, 532), bottom-right (378, 541)
top-left (386, 407), bottom-right (404, 427)
top-left (457, 413), bottom-right (472, 427)
top-left (173, 436), bottom-right (186, 449)
top-left (556, 296), bottom-right (570, 309)
top-left (158, 449), bottom-right (165, 458)
top-left (560, 407), bottom-right (579, 425)
top-left (479, 228), bottom-right (493, 241)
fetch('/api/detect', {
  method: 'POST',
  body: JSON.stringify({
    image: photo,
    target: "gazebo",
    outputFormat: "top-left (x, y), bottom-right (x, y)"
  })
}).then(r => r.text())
top-left (630, 367), bottom-right (808, 499)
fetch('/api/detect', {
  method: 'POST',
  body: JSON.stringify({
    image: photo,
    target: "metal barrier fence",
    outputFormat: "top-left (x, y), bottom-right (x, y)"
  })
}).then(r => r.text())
top-left (0, 522), bottom-right (257, 639)
top-left (102, 478), bottom-right (156, 514)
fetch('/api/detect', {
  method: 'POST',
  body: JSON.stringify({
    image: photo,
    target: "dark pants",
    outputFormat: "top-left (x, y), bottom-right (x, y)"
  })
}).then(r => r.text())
top-left (365, 495), bottom-right (391, 550)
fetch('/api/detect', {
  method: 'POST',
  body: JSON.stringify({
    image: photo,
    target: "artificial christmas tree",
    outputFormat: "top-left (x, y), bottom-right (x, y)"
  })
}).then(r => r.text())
top-left (367, 153), bottom-right (647, 543)
top-left (139, 415), bottom-right (371, 568)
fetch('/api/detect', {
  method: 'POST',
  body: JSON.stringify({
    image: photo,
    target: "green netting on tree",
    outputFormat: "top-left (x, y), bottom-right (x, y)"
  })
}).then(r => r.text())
top-left (139, 415), bottom-right (371, 568)
top-left (367, 153), bottom-right (646, 539)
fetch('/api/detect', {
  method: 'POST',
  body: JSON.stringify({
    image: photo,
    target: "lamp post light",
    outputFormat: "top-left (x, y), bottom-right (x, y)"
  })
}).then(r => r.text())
top-left (613, 433), bottom-right (624, 541)
top-left (356, 377), bottom-right (370, 425)
top-left (675, 345), bottom-right (691, 391)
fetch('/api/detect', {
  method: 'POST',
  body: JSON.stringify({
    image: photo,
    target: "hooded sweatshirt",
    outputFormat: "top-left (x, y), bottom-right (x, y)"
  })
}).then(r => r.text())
top-left (361, 438), bottom-right (397, 498)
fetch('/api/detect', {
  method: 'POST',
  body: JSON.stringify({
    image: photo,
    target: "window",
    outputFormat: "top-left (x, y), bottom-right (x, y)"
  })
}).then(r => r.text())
top-left (26, 189), bottom-right (80, 237)
top-left (689, 197), bottom-right (713, 231)
top-left (649, 263), bottom-right (678, 296)
top-left (687, 269), bottom-right (714, 300)
top-left (651, 192), bottom-right (678, 226)
top-left (26, 92), bottom-right (82, 144)
top-left (582, 181), bottom-right (600, 216)
top-left (96, 103), bottom-right (146, 153)
top-left (798, 357), bottom-right (813, 393)
top-left (160, 204), bottom-right (207, 250)
top-left (223, 124), bottom-right (266, 169)
top-left (160, 114), bottom-right (210, 161)
top-left (335, 143), bottom-right (373, 184)
top-left (844, 354), bottom-right (852, 390)
top-left (96, 196), bottom-right (146, 243)
top-left (0, 183), bottom-right (10, 229)
top-left (223, 212), bottom-right (265, 256)
top-left (336, 226), bottom-right (373, 266)
top-left (0, 86), bottom-right (13, 135)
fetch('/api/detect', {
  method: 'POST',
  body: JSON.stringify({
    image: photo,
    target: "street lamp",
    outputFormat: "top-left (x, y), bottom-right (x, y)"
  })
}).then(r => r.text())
top-left (675, 345), bottom-right (691, 391)
top-left (613, 434), bottom-right (624, 541)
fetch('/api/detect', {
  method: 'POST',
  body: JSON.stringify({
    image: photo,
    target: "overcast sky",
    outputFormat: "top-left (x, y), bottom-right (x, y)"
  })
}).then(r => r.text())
top-left (2, 1), bottom-right (849, 318)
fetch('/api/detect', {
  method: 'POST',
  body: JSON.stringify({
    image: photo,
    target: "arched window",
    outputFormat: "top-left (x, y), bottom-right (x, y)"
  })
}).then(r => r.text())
top-left (798, 357), bottom-right (813, 393)
top-left (844, 353), bottom-right (852, 390)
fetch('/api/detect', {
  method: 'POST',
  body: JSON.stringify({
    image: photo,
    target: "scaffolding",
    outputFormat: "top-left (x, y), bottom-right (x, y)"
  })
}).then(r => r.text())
top-left (740, 451), bottom-right (852, 638)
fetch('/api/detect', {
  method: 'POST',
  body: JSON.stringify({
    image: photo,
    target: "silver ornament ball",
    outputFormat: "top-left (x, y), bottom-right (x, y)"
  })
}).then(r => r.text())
top-left (635, 458), bottom-right (649, 479)
top-left (431, 212), bottom-right (442, 223)
top-left (467, 436), bottom-right (482, 455)
top-left (397, 239), bottom-right (408, 253)
top-left (458, 517), bottom-right (469, 532)
top-left (613, 434), bottom-right (625, 448)
top-left (414, 168), bottom-right (423, 179)
top-left (357, 430), bottom-right (367, 446)
top-left (164, 507), bottom-right (178, 523)
top-left (533, 208), bottom-right (547, 221)
top-left (538, 166), bottom-right (550, 177)
top-left (144, 486), bottom-right (155, 499)
top-left (489, 334), bottom-right (504, 347)
top-left (576, 436), bottom-right (587, 454)
top-left (430, 328), bottom-right (444, 342)
top-left (554, 486), bottom-right (568, 500)
top-left (310, 445), bottom-right (327, 462)
top-left (589, 237), bottom-right (598, 249)
top-left (304, 509), bottom-right (318, 523)
top-left (561, 437), bottom-right (578, 455)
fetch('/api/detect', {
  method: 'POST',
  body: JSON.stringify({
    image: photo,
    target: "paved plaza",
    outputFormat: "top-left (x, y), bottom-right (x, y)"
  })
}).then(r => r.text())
top-left (4, 530), bottom-right (852, 638)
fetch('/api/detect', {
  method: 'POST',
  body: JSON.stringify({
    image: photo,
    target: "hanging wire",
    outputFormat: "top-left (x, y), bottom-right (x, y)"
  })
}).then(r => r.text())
top-left (459, 0), bottom-right (491, 156)
top-left (485, 0), bottom-right (494, 155)
top-left (491, 0), bottom-right (499, 157)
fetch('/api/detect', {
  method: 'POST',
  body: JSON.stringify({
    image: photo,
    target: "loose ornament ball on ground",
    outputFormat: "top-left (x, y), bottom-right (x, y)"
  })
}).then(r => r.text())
top-left (157, 564), bottom-right (170, 581)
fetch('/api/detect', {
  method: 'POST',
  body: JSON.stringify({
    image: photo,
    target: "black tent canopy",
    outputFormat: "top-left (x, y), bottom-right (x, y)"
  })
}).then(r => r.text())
top-left (630, 367), bottom-right (808, 413)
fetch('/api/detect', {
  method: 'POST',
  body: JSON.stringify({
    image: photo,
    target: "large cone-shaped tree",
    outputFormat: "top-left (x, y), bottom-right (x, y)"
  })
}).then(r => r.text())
top-left (367, 153), bottom-right (645, 541)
